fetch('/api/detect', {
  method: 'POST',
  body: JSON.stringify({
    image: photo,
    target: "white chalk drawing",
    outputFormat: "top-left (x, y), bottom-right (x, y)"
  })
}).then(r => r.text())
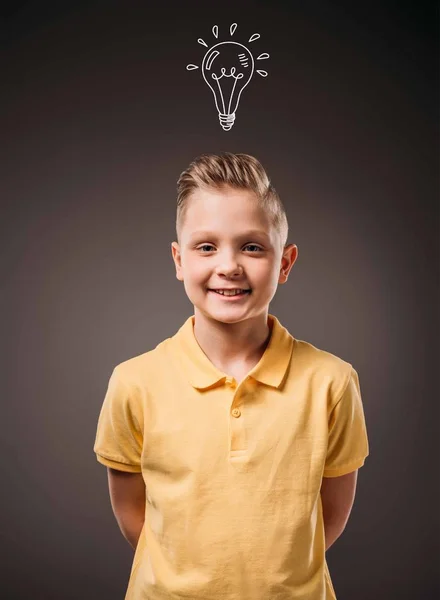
top-left (186, 23), bottom-right (269, 131)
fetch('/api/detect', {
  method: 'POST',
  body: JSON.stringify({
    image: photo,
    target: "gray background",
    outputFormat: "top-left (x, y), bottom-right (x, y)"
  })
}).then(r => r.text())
top-left (2, 1), bottom-right (438, 598)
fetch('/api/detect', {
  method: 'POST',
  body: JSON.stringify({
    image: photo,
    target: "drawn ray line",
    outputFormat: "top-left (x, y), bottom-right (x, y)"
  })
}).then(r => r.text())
top-left (257, 53), bottom-right (270, 60)
top-left (230, 23), bottom-right (237, 36)
top-left (212, 25), bottom-right (218, 38)
top-left (248, 33), bottom-right (260, 42)
top-left (197, 38), bottom-right (208, 47)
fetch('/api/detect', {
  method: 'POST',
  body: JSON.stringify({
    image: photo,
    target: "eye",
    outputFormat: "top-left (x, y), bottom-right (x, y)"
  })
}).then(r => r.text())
top-left (244, 244), bottom-right (263, 252)
top-left (196, 243), bottom-right (264, 253)
top-left (197, 244), bottom-right (215, 252)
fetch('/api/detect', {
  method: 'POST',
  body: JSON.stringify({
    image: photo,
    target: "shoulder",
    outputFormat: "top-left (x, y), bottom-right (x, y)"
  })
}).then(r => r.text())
top-left (112, 336), bottom-right (173, 389)
top-left (293, 338), bottom-right (353, 399)
top-left (293, 337), bottom-right (352, 373)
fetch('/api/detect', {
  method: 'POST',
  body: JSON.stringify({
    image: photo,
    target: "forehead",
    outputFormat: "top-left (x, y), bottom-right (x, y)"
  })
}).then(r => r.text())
top-left (183, 186), bottom-right (272, 236)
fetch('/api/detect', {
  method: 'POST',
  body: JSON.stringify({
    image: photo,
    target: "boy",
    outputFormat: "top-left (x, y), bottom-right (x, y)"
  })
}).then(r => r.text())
top-left (93, 152), bottom-right (369, 599)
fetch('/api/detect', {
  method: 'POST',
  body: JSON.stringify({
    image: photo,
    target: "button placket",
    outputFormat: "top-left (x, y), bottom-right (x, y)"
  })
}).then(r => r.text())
top-left (225, 376), bottom-right (236, 388)
top-left (227, 380), bottom-right (246, 452)
top-left (226, 376), bottom-right (240, 414)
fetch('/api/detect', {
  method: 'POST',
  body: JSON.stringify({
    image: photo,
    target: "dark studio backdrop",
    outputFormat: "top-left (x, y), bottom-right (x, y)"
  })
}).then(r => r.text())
top-left (1, 1), bottom-right (438, 598)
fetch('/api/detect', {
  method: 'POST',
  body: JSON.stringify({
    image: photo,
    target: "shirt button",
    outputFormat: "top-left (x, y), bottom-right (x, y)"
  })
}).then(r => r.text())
top-left (231, 408), bottom-right (241, 418)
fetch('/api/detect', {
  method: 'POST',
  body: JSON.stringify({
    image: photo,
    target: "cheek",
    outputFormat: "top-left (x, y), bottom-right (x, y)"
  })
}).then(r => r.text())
top-left (253, 261), bottom-right (276, 281)
top-left (185, 260), bottom-right (208, 283)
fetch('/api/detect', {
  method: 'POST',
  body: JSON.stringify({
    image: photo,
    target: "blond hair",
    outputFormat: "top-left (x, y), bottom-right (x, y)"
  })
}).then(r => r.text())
top-left (176, 153), bottom-right (289, 251)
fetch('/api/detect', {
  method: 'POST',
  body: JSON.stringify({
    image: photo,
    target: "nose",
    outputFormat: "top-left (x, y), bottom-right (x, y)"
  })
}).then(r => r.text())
top-left (214, 251), bottom-right (244, 277)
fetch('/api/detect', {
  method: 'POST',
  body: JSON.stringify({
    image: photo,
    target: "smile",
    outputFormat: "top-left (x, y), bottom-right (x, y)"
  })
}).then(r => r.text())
top-left (208, 289), bottom-right (251, 299)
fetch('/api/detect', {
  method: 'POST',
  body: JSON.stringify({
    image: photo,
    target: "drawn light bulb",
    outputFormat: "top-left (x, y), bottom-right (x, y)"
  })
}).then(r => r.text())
top-left (187, 24), bottom-right (269, 131)
top-left (201, 42), bottom-right (253, 131)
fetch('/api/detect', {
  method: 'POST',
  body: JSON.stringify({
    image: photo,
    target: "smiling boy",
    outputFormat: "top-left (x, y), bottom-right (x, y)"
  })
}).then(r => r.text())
top-left (94, 152), bottom-right (369, 599)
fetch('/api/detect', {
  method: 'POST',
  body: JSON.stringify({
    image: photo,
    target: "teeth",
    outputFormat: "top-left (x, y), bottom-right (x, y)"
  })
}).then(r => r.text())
top-left (215, 289), bottom-right (246, 296)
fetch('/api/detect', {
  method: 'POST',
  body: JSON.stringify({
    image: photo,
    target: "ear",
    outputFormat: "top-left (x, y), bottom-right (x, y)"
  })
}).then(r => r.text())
top-left (278, 244), bottom-right (298, 284)
top-left (171, 242), bottom-right (184, 281)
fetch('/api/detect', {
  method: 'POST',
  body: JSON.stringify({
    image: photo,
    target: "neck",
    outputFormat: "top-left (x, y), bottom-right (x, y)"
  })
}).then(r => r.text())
top-left (192, 308), bottom-right (272, 370)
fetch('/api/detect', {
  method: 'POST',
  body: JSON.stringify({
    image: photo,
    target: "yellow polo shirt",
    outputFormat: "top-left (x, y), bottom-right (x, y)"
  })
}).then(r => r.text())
top-left (94, 314), bottom-right (369, 600)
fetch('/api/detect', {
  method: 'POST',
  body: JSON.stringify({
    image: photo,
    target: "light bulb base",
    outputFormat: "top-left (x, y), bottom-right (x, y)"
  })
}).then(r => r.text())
top-left (219, 113), bottom-right (235, 131)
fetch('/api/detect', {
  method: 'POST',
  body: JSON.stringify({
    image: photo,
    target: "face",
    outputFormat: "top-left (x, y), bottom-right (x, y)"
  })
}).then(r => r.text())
top-left (171, 186), bottom-right (298, 324)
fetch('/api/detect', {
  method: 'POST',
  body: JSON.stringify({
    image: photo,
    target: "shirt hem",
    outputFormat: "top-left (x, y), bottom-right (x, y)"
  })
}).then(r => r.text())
top-left (323, 455), bottom-right (367, 477)
top-left (95, 453), bottom-right (142, 473)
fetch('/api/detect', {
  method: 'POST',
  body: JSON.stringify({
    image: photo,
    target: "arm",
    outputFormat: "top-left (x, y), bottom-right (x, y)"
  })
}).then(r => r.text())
top-left (107, 468), bottom-right (146, 550)
top-left (320, 470), bottom-right (358, 551)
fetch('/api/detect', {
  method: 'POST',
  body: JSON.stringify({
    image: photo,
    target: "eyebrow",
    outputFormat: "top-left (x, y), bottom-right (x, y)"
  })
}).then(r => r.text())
top-left (189, 230), bottom-right (270, 240)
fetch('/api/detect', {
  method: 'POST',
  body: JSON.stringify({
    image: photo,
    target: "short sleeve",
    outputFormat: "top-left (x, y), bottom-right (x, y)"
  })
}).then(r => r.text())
top-left (323, 366), bottom-right (370, 478)
top-left (93, 367), bottom-right (143, 473)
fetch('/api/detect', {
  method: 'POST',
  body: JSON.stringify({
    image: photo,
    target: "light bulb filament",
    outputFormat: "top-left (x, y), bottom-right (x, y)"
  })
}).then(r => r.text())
top-left (211, 70), bottom-right (244, 81)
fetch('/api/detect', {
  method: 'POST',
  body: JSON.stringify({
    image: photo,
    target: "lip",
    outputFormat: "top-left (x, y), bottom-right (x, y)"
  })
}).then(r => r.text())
top-left (208, 289), bottom-right (251, 301)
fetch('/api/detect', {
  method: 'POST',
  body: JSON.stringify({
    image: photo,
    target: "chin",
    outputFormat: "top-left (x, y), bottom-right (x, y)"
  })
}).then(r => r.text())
top-left (195, 304), bottom-right (243, 320)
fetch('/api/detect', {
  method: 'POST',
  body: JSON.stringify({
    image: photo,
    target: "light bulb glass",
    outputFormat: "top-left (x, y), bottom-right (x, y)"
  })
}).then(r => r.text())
top-left (201, 42), bottom-right (254, 131)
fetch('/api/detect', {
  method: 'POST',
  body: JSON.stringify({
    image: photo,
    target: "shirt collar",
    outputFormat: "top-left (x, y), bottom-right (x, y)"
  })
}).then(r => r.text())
top-left (170, 313), bottom-right (295, 390)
